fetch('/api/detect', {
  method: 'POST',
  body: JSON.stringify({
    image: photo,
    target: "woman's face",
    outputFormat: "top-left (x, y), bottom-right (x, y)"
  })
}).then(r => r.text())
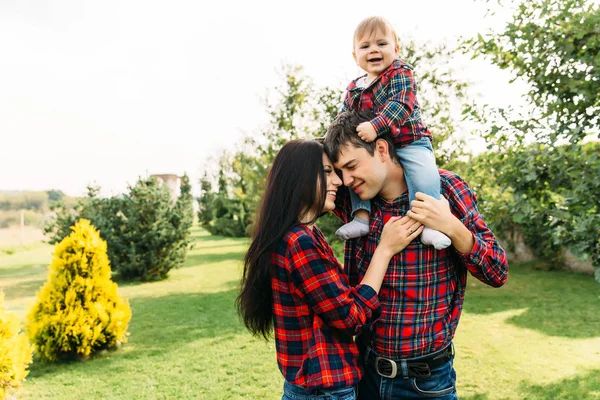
top-left (322, 152), bottom-right (342, 213)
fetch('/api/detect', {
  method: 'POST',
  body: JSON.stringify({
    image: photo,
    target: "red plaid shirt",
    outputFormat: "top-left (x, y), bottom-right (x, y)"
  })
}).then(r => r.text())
top-left (271, 224), bottom-right (381, 390)
top-left (333, 170), bottom-right (508, 359)
top-left (342, 59), bottom-right (432, 148)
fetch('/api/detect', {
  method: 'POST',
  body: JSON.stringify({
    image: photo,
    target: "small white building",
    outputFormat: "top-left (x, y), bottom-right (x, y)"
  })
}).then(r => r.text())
top-left (150, 174), bottom-right (181, 203)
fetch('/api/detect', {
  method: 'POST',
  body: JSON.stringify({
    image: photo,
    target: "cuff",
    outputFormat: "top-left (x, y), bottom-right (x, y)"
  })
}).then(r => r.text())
top-left (457, 233), bottom-right (484, 266)
top-left (354, 284), bottom-right (380, 310)
top-left (370, 116), bottom-right (390, 137)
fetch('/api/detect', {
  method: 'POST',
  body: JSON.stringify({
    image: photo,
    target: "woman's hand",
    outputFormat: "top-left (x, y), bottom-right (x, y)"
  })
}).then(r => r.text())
top-left (379, 216), bottom-right (423, 256)
top-left (361, 216), bottom-right (423, 293)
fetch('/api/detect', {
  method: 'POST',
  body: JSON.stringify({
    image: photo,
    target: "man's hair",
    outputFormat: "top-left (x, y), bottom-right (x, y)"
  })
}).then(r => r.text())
top-left (353, 16), bottom-right (399, 49)
top-left (324, 110), bottom-right (399, 164)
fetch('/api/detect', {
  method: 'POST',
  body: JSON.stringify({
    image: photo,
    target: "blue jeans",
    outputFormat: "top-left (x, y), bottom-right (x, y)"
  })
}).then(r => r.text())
top-left (282, 381), bottom-right (357, 400)
top-left (350, 137), bottom-right (441, 215)
top-left (358, 350), bottom-right (457, 399)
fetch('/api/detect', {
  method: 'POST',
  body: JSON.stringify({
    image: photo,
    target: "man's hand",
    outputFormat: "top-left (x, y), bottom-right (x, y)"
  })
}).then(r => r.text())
top-left (407, 192), bottom-right (475, 254)
top-left (356, 122), bottom-right (377, 142)
top-left (407, 192), bottom-right (455, 234)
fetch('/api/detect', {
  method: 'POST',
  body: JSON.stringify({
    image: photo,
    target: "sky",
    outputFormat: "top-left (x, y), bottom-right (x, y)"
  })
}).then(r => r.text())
top-left (0, 0), bottom-right (526, 197)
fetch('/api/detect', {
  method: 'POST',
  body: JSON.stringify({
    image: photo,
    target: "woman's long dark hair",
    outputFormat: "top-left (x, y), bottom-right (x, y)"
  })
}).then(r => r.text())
top-left (236, 139), bottom-right (326, 339)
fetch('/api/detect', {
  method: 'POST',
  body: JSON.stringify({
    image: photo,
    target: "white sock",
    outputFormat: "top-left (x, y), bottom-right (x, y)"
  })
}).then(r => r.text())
top-left (335, 217), bottom-right (369, 240)
top-left (421, 227), bottom-right (451, 250)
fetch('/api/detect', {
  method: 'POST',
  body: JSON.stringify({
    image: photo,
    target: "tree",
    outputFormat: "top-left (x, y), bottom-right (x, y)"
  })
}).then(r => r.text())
top-left (0, 292), bottom-right (33, 399)
top-left (468, 0), bottom-right (599, 144)
top-left (27, 219), bottom-right (131, 361)
top-left (199, 40), bottom-right (474, 240)
top-left (44, 176), bottom-right (195, 281)
top-left (197, 172), bottom-right (214, 227)
top-left (463, 0), bottom-right (600, 280)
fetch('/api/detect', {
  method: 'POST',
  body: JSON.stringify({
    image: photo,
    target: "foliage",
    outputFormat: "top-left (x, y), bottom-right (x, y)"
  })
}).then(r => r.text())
top-left (457, 142), bottom-right (599, 271)
top-left (463, 0), bottom-right (600, 280)
top-left (0, 292), bottom-right (33, 399)
top-left (26, 219), bottom-right (131, 362)
top-left (116, 175), bottom-right (194, 281)
top-left (197, 172), bottom-right (214, 227)
top-left (198, 41), bottom-right (473, 239)
top-left (468, 0), bottom-right (599, 144)
top-left (44, 175), bottom-right (194, 281)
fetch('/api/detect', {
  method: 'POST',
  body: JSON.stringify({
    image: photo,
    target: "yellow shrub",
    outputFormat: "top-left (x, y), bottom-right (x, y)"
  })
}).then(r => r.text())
top-left (0, 292), bottom-right (33, 399)
top-left (26, 219), bottom-right (132, 362)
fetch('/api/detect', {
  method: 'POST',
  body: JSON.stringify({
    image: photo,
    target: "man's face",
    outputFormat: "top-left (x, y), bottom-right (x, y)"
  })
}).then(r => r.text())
top-left (332, 143), bottom-right (387, 201)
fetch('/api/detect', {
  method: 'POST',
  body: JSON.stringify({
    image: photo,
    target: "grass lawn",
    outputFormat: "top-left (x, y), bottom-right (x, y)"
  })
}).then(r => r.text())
top-left (0, 226), bottom-right (599, 399)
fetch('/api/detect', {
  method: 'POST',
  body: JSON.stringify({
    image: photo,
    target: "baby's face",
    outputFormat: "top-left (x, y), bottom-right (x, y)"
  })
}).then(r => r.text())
top-left (353, 29), bottom-right (399, 80)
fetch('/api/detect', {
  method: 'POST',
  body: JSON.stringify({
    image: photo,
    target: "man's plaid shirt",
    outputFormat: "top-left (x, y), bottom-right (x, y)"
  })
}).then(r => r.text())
top-left (271, 224), bottom-right (381, 390)
top-left (333, 170), bottom-right (509, 359)
top-left (342, 59), bottom-right (432, 149)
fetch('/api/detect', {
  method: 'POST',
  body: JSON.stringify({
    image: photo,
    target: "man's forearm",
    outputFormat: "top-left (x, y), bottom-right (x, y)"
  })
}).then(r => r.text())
top-left (447, 217), bottom-right (475, 254)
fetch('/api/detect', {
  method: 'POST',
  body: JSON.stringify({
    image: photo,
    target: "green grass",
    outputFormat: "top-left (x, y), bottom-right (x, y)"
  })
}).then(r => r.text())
top-left (0, 227), bottom-right (599, 399)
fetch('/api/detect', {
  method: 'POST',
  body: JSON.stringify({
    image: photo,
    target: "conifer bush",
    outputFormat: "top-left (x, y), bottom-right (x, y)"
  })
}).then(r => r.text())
top-left (0, 293), bottom-right (33, 399)
top-left (44, 174), bottom-right (195, 281)
top-left (27, 219), bottom-right (132, 362)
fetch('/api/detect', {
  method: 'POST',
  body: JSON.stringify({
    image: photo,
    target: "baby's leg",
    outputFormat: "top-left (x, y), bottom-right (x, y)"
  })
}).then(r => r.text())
top-left (335, 192), bottom-right (370, 240)
top-left (397, 138), bottom-right (451, 250)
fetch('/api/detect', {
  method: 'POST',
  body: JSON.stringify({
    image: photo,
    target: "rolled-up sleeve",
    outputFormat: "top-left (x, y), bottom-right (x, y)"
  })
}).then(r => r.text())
top-left (443, 171), bottom-right (509, 287)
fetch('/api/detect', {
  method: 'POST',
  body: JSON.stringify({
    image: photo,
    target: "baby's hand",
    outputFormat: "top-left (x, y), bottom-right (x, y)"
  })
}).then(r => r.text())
top-left (356, 122), bottom-right (377, 142)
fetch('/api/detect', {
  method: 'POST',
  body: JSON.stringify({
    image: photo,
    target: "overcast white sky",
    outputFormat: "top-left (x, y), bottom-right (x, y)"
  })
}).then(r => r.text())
top-left (0, 0), bottom-right (525, 197)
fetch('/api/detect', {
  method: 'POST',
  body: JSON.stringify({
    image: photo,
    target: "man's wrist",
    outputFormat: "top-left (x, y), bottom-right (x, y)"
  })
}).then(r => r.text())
top-left (446, 218), bottom-right (474, 254)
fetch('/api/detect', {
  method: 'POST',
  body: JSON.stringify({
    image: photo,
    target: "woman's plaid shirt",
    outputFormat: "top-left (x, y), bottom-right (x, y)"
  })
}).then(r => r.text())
top-left (271, 224), bottom-right (381, 391)
top-left (342, 59), bottom-right (432, 149)
top-left (333, 170), bottom-right (509, 359)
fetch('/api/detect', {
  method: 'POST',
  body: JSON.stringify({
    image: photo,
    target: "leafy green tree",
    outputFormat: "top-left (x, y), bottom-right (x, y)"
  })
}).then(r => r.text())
top-left (46, 189), bottom-right (65, 203)
top-left (468, 0), bottom-right (599, 144)
top-left (463, 0), bottom-right (600, 280)
top-left (199, 40), bottom-right (474, 241)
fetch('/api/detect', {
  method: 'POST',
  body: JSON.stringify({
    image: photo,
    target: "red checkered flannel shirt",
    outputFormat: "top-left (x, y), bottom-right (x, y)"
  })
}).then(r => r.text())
top-left (342, 59), bottom-right (432, 149)
top-left (333, 170), bottom-right (508, 359)
top-left (271, 224), bottom-right (381, 391)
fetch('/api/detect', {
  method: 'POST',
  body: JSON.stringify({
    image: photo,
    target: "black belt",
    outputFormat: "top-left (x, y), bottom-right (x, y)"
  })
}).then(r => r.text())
top-left (364, 343), bottom-right (454, 379)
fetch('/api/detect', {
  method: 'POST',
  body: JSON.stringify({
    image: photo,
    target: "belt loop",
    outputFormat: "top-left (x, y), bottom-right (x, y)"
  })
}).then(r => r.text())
top-left (400, 359), bottom-right (408, 379)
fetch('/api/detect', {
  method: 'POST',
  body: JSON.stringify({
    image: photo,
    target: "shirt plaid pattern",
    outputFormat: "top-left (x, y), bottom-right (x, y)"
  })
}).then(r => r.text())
top-left (271, 224), bottom-right (381, 391)
top-left (333, 170), bottom-right (508, 359)
top-left (342, 59), bottom-right (432, 148)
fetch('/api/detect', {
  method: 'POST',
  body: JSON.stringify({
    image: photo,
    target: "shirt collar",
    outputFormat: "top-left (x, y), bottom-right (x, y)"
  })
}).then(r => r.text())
top-left (373, 190), bottom-right (409, 209)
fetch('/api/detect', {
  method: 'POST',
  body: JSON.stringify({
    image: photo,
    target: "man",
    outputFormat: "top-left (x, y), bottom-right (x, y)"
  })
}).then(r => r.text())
top-left (324, 110), bottom-right (508, 399)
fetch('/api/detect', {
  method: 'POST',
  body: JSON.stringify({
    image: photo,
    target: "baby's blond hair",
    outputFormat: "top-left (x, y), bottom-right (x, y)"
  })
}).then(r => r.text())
top-left (353, 16), bottom-right (399, 49)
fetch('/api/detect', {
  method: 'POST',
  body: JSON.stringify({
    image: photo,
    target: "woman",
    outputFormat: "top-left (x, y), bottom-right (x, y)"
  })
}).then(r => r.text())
top-left (236, 139), bottom-right (423, 399)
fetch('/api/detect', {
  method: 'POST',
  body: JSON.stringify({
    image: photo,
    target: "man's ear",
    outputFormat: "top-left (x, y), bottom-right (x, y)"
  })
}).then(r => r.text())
top-left (375, 139), bottom-right (390, 161)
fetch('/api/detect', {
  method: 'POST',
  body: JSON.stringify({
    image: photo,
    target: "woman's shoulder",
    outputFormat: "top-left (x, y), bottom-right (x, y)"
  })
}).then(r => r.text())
top-left (282, 224), bottom-right (315, 246)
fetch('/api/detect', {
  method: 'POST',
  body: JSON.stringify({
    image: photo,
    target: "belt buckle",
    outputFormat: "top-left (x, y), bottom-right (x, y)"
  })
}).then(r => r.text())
top-left (375, 356), bottom-right (398, 379)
